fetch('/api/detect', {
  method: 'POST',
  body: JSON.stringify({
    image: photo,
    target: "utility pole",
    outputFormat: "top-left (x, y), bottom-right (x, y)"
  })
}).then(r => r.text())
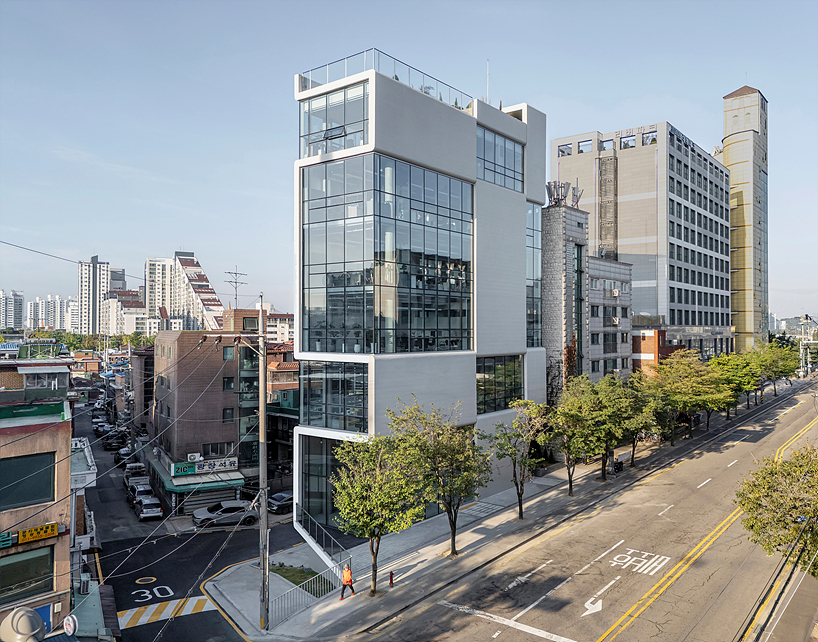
top-left (258, 295), bottom-right (269, 630)
top-left (225, 267), bottom-right (247, 310)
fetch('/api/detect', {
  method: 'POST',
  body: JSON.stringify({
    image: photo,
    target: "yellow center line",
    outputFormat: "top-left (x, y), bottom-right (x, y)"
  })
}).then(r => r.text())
top-left (595, 507), bottom-right (743, 642)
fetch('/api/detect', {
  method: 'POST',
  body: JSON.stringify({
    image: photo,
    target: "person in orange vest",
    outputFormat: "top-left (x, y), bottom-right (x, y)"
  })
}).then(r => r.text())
top-left (340, 563), bottom-right (356, 600)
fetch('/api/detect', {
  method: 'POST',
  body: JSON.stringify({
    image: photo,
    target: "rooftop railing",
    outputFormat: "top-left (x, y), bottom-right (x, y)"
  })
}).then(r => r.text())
top-left (299, 48), bottom-right (472, 112)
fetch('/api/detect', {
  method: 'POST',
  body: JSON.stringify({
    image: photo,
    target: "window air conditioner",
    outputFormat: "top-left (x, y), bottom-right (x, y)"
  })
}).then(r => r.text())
top-left (187, 453), bottom-right (202, 463)
top-left (612, 317), bottom-right (620, 325)
top-left (612, 289), bottom-right (620, 297)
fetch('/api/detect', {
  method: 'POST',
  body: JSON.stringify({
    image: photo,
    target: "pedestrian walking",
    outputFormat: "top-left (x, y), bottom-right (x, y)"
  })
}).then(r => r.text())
top-left (340, 563), bottom-right (355, 600)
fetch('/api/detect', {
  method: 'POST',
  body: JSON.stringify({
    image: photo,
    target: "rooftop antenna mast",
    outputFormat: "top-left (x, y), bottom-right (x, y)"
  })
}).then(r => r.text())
top-left (224, 266), bottom-right (247, 310)
top-left (487, 59), bottom-right (490, 105)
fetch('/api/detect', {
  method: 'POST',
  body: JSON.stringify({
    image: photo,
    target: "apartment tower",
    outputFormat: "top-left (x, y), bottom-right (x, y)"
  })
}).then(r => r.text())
top-left (719, 86), bottom-right (769, 351)
top-left (293, 50), bottom-right (547, 534)
top-left (551, 124), bottom-right (733, 357)
top-left (77, 256), bottom-right (111, 335)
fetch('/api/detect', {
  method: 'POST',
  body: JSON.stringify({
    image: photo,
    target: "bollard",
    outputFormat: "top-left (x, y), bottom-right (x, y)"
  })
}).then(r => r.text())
top-left (389, 571), bottom-right (394, 587)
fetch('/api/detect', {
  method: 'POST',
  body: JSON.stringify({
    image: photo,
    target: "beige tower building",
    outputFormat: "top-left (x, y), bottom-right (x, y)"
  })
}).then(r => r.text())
top-left (718, 86), bottom-right (768, 352)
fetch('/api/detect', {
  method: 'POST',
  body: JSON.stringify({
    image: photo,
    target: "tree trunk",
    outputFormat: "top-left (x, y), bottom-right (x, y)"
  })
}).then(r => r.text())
top-left (447, 509), bottom-right (458, 556)
top-left (706, 409), bottom-right (712, 430)
top-left (670, 423), bottom-right (675, 447)
top-left (746, 393), bottom-right (751, 409)
top-left (567, 462), bottom-right (574, 497)
top-left (726, 406), bottom-right (731, 420)
top-left (370, 536), bottom-right (380, 596)
top-left (600, 446), bottom-right (608, 481)
top-left (772, 378), bottom-right (778, 397)
top-left (517, 487), bottom-right (524, 520)
top-left (630, 436), bottom-right (637, 467)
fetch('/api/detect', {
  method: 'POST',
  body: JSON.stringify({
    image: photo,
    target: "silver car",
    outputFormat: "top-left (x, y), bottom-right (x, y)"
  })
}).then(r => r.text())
top-left (134, 497), bottom-right (164, 521)
top-left (192, 500), bottom-right (259, 528)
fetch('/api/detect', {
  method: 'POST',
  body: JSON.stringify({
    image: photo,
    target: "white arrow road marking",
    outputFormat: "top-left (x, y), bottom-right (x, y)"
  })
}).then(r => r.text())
top-left (437, 601), bottom-right (578, 642)
top-left (697, 478), bottom-right (712, 489)
top-left (505, 560), bottom-right (552, 591)
top-left (581, 576), bottom-right (621, 617)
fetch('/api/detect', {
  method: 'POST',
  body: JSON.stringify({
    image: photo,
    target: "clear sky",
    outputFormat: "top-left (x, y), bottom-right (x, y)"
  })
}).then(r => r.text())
top-left (1, 0), bottom-right (816, 318)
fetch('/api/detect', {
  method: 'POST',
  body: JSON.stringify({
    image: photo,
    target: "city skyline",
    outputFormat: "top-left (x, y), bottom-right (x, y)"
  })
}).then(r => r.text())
top-left (1, 0), bottom-right (816, 319)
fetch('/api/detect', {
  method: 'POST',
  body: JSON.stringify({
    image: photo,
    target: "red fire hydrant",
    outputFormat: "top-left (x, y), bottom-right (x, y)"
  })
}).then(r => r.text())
top-left (389, 571), bottom-right (394, 587)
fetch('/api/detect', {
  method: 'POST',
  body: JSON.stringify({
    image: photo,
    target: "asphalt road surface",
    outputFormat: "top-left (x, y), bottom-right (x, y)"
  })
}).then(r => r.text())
top-left (370, 384), bottom-right (818, 642)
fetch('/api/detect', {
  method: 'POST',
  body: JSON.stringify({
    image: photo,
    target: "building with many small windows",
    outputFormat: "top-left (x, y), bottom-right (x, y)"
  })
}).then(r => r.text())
top-left (293, 49), bottom-right (547, 538)
top-left (587, 256), bottom-right (632, 380)
top-left (551, 123), bottom-right (733, 358)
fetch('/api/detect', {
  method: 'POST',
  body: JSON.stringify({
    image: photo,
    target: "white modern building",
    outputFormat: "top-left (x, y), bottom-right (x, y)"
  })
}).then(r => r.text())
top-left (267, 313), bottom-right (295, 343)
top-left (0, 290), bottom-right (24, 330)
top-left (552, 123), bottom-right (734, 357)
top-left (77, 256), bottom-right (112, 335)
top-left (145, 257), bottom-right (173, 319)
top-left (292, 49), bottom-right (547, 533)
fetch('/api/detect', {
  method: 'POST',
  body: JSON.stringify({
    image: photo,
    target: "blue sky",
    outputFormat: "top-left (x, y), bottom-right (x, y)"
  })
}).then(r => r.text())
top-left (1, 0), bottom-right (816, 318)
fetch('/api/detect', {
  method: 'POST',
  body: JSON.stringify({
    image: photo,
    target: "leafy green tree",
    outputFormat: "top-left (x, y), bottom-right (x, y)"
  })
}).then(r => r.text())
top-left (754, 341), bottom-right (800, 397)
top-left (332, 434), bottom-right (427, 595)
top-left (622, 371), bottom-right (663, 467)
top-left (551, 375), bottom-right (605, 496)
top-left (710, 352), bottom-right (761, 414)
top-left (735, 443), bottom-right (818, 578)
top-left (389, 398), bottom-right (492, 557)
top-left (483, 399), bottom-right (548, 520)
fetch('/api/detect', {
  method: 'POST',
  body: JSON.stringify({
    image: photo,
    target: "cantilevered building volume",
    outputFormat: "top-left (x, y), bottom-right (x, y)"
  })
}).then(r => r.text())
top-left (718, 86), bottom-right (769, 352)
top-left (551, 124), bottom-right (734, 358)
top-left (293, 50), bottom-right (547, 532)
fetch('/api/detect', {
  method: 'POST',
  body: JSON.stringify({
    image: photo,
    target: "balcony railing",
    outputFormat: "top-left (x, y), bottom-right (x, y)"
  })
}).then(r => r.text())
top-left (268, 555), bottom-right (351, 628)
top-left (295, 504), bottom-right (348, 565)
top-left (299, 48), bottom-right (472, 112)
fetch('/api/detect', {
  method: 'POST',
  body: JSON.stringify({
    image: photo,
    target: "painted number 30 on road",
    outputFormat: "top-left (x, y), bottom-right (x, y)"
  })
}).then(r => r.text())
top-left (132, 586), bottom-right (174, 602)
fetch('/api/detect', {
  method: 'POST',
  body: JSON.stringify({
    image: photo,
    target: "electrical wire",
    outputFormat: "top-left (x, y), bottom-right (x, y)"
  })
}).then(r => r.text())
top-left (0, 335), bottom-right (210, 451)
top-left (2, 355), bottom-right (231, 534)
top-left (0, 341), bottom-right (219, 494)
top-left (0, 422), bottom-right (261, 601)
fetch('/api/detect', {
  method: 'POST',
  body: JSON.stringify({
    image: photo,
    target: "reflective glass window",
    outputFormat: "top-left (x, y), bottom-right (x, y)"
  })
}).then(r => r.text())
top-left (300, 83), bottom-right (369, 158)
top-left (476, 355), bottom-right (523, 414)
top-left (477, 125), bottom-right (524, 192)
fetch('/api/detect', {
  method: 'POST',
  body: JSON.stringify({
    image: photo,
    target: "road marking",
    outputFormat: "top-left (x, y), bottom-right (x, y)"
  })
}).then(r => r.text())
top-left (582, 576), bottom-right (620, 617)
top-left (595, 507), bottom-right (743, 642)
top-left (697, 479), bottom-right (712, 489)
top-left (117, 597), bottom-right (216, 629)
top-left (437, 600), bottom-right (577, 642)
top-left (492, 631), bottom-right (501, 638)
top-left (505, 561), bottom-right (552, 591)
top-left (511, 577), bottom-right (571, 621)
top-left (135, 576), bottom-right (156, 584)
top-left (728, 460), bottom-right (738, 467)
top-left (658, 505), bottom-right (673, 517)
top-left (575, 539), bottom-right (625, 576)
top-left (775, 417), bottom-right (818, 461)
top-left (732, 435), bottom-right (749, 445)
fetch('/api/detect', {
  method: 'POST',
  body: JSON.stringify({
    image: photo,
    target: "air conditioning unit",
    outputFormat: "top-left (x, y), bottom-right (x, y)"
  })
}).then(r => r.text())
top-left (612, 289), bottom-right (620, 297)
top-left (79, 573), bottom-right (90, 595)
top-left (187, 453), bottom-right (203, 463)
top-left (612, 317), bottom-right (620, 325)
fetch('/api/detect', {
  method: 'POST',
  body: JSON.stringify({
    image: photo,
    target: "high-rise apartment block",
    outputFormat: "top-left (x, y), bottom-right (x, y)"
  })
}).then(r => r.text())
top-left (552, 123), bottom-right (734, 357)
top-left (293, 50), bottom-right (547, 531)
top-left (25, 295), bottom-right (71, 331)
top-left (77, 256), bottom-right (111, 335)
top-left (718, 86), bottom-right (769, 351)
top-left (145, 258), bottom-right (173, 319)
top-left (0, 290), bottom-right (24, 330)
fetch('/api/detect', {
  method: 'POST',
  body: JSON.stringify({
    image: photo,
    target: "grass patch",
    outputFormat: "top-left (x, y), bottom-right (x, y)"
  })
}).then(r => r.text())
top-left (270, 565), bottom-right (317, 585)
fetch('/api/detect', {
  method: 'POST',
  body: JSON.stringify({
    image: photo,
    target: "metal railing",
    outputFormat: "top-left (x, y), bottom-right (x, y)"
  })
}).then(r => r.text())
top-left (295, 504), bottom-right (348, 564)
top-left (299, 48), bottom-right (473, 112)
top-left (268, 555), bottom-right (351, 628)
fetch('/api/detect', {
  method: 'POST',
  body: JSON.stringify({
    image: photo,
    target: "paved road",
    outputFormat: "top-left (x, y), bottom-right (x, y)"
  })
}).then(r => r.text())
top-left (370, 385), bottom-right (818, 642)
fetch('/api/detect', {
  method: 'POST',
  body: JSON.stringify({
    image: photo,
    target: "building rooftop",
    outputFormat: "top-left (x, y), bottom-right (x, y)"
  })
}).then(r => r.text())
top-left (723, 85), bottom-right (765, 100)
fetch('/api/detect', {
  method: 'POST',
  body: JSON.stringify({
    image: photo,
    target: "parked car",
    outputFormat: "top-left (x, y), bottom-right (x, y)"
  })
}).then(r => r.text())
top-left (192, 501), bottom-right (258, 528)
top-left (123, 463), bottom-right (146, 485)
top-left (267, 491), bottom-right (293, 515)
top-left (126, 483), bottom-right (154, 507)
top-left (114, 446), bottom-right (133, 466)
top-left (133, 497), bottom-right (164, 521)
top-left (93, 424), bottom-right (114, 437)
top-left (124, 474), bottom-right (149, 491)
top-left (103, 438), bottom-right (127, 451)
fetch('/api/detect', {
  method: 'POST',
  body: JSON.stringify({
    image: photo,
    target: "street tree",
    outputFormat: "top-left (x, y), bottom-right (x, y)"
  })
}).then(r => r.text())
top-left (754, 341), bottom-right (800, 397)
top-left (622, 371), bottom-right (663, 467)
top-left (389, 397), bottom-right (492, 557)
top-left (484, 399), bottom-right (548, 520)
top-left (709, 352), bottom-right (760, 414)
top-left (551, 375), bottom-right (605, 496)
top-left (735, 443), bottom-right (818, 578)
top-left (331, 434), bottom-right (427, 595)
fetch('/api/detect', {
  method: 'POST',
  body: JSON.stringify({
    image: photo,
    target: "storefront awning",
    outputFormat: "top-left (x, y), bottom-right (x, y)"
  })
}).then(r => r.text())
top-left (147, 454), bottom-right (245, 492)
top-left (17, 365), bottom-right (70, 374)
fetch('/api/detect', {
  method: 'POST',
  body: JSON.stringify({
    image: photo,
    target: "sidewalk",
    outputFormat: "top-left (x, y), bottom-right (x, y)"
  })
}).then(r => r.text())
top-left (203, 379), bottom-right (814, 641)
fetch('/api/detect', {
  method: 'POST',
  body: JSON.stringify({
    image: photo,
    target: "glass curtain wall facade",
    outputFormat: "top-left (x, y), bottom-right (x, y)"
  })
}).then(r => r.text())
top-left (300, 434), bottom-right (342, 526)
top-left (302, 153), bottom-right (473, 355)
top-left (300, 361), bottom-right (368, 433)
top-left (476, 126), bottom-right (524, 192)
top-left (526, 203), bottom-right (542, 347)
top-left (476, 355), bottom-right (523, 414)
top-left (300, 83), bottom-right (369, 159)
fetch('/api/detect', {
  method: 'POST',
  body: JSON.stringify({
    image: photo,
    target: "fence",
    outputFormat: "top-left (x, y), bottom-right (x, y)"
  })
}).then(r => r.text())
top-left (295, 504), bottom-right (348, 565)
top-left (268, 556), bottom-right (351, 628)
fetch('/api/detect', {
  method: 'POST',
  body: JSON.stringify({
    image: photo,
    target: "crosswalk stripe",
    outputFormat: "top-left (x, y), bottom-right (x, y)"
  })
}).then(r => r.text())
top-left (117, 597), bottom-right (216, 629)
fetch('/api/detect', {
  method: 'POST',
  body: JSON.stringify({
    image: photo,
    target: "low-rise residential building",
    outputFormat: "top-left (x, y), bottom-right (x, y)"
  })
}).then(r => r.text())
top-left (266, 314), bottom-right (295, 343)
top-left (631, 327), bottom-right (684, 371)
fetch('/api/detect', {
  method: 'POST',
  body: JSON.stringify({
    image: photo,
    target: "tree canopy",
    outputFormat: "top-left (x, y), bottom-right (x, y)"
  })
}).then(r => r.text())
top-left (735, 443), bottom-right (818, 578)
top-left (753, 341), bottom-right (799, 397)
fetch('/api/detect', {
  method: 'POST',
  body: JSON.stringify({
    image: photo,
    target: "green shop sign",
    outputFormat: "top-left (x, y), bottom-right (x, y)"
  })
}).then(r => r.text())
top-left (172, 462), bottom-right (196, 476)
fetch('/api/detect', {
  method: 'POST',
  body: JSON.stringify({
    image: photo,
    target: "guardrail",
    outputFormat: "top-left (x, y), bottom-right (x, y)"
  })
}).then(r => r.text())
top-left (295, 504), bottom-right (348, 565)
top-left (268, 555), bottom-right (351, 628)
